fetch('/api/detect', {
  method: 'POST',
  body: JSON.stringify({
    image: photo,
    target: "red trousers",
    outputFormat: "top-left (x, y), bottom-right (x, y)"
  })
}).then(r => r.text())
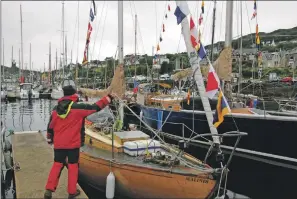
top-left (45, 148), bottom-right (79, 194)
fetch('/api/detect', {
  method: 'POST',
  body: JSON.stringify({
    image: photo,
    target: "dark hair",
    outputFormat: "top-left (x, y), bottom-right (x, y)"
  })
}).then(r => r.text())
top-left (62, 85), bottom-right (76, 96)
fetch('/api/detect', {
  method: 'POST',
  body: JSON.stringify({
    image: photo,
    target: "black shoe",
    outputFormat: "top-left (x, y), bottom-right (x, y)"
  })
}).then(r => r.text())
top-left (44, 190), bottom-right (52, 199)
top-left (68, 189), bottom-right (81, 199)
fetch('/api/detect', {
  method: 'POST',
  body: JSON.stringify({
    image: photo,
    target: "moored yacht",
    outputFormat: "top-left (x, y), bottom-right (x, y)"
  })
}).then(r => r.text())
top-left (16, 83), bottom-right (39, 100)
top-left (51, 79), bottom-right (76, 100)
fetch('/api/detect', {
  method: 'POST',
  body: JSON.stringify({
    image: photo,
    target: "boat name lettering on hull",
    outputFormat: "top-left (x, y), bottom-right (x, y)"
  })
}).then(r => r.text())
top-left (186, 177), bottom-right (209, 183)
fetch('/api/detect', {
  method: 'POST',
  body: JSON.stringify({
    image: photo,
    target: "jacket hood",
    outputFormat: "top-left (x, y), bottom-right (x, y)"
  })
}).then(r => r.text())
top-left (56, 94), bottom-right (78, 118)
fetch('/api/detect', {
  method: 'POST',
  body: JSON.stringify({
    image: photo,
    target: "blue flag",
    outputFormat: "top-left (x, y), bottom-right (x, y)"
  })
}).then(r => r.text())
top-left (198, 42), bottom-right (206, 60)
top-left (174, 2), bottom-right (190, 25)
top-left (90, 8), bottom-right (94, 22)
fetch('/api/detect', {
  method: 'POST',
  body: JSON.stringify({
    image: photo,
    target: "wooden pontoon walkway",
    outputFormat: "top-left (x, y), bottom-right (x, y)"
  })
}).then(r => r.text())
top-left (12, 131), bottom-right (88, 198)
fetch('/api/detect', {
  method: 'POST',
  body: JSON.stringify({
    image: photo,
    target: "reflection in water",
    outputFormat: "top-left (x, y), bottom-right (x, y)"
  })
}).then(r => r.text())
top-left (1, 99), bottom-right (56, 132)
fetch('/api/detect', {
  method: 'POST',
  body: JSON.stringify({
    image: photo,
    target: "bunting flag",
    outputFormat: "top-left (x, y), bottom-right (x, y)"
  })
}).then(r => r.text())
top-left (82, 22), bottom-right (93, 65)
top-left (165, 14), bottom-right (168, 19)
top-left (198, 13), bottom-right (203, 25)
top-left (174, 1), bottom-right (190, 25)
top-left (82, 1), bottom-right (97, 66)
top-left (187, 89), bottom-right (191, 105)
top-left (92, 0), bottom-right (96, 16)
top-left (163, 24), bottom-right (165, 32)
top-left (168, 5), bottom-right (171, 11)
top-left (255, 24), bottom-right (260, 50)
top-left (197, 29), bottom-right (201, 49)
top-left (157, 44), bottom-right (160, 51)
top-left (258, 51), bottom-right (262, 66)
top-left (213, 89), bottom-right (231, 128)
top-left (198, 42), bottom-right (206, 61)
top-left (90, 8), bottom-right (95, 22)
top-left (133, 79), bottom-right (139, 93)
top-left (160, 36), bottom-right (163, 42)
top-left (190, 16), bottom-right (198, 48)
top-left (201, 0), bottom-right (205, 14)
top-left (251, 0), bottom-right (257, 20)
top-left (206, 64), bottom-right (220, 99)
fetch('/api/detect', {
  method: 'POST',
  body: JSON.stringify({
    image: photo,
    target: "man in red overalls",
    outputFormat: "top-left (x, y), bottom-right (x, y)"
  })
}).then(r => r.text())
top-left (44, 85), bottom-right (114, 199)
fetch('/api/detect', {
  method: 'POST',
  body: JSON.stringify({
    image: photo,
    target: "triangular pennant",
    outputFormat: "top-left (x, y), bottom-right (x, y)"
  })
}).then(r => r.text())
top-left (201, 1), bottom-right (205, 14)
top-left (190, 16), bottom-right (195, 30)
top-left (165, 14), bottom-right (168, 19)
top-left (157, 44), bottom-right (160, 51)
top-left (163, 24), bottom-right (165, 32)
top-left (160, 36), bottom-right (163, 42)
top-left (168, 5), bottom-right (171, 11)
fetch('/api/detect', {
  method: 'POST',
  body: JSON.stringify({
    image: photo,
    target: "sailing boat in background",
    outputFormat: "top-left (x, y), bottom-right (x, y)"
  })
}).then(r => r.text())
top-left (1, 38), bottom-right (7, 101)
top-left (51, 1), bottom-right (76, 100)
top-left (15, 4), bottom-right (39, 100)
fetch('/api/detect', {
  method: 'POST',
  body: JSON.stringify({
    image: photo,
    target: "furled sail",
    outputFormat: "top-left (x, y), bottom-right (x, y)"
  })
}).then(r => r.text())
top-left (200, 47), bottom-right (232, 82)
top-left (171, 68), bottom-right (192, 81)
top-left (79, 65), bottom-right (126, 99)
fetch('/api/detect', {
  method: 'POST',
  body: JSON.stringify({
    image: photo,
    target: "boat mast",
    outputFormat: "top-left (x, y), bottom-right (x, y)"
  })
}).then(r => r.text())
top-left (2, 38), bottom-right (4, 82)
top-left (62, 0), bottom-right (65, 80)
top-left (118, 2), bottom-right (123, 65)
top-left (238, 1), bottom-right (243, 94)
top-left (65, 34), bottom-right (67, 76)
top-left (118, 0), bottom-right (124, 132)
top-left (49, 42), bottom-right (51, 85)
top-left (55, 48), bottom-right (57, 84)
top-left (75, 1), bottom-right (79, 85)
top-left (20, 4), bottom-right (24, 80)
top-left (29, 43), bottom-right (32, 83)
top-left (134, 14), bottom-right (137, 78)
top-left (175, 1), bottom-right (220, 144)
top-left (11, 46), bottom-right (13, 66)
top-left (210, 0), bottom-right (217, 63)
top-left (18, 49), bottom-right (21, 80)
top-left (223, 1), bottom-right (233, 101)
top-left (0, 2), bottom-right (2, 197)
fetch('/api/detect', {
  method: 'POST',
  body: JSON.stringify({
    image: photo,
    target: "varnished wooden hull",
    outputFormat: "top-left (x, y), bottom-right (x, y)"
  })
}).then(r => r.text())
top-left (79, 150), bottom-right (218, 199)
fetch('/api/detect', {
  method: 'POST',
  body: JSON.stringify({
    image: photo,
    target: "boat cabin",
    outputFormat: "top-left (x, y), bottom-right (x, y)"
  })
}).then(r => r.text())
top-left (136, 83), bottom-right (182, 111)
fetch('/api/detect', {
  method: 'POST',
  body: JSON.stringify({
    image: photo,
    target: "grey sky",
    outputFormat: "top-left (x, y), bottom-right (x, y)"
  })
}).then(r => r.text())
top-left (2, 1), bottom-right (297, 71)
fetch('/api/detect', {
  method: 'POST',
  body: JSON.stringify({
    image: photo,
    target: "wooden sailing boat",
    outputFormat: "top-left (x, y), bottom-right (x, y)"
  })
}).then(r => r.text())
top-left (78, 1), bottom-right (228, 198)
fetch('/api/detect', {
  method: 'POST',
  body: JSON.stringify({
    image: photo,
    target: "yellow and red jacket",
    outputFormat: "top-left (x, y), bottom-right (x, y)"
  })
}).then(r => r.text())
top-left (47, 94), bottom-right (111, 149)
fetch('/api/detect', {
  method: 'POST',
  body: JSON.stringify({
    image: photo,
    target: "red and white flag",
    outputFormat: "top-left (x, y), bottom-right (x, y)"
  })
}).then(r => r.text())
top-left (206, 64), bottom-right (220, 99)
top-left (189, 16), bottom-right (198, 49)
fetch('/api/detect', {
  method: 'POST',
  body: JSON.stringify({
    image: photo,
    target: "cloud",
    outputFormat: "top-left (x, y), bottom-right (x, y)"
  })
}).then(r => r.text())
top-left (2, 1), bottom-right (297, 71)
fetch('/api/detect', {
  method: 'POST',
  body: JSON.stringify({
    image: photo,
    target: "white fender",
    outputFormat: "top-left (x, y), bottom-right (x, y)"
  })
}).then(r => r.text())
top-left (106, 171), bottom-right (115, 199)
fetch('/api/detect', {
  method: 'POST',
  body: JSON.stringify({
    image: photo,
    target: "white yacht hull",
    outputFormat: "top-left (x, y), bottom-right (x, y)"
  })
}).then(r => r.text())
top-left (7, 91), bottom-right (17, 98)
top-left (16, 90), bottom-right (39, 100)
top-left (1, 91), bottom-right (7, 100)
top-left (51, 89), bottom-right (63, 100)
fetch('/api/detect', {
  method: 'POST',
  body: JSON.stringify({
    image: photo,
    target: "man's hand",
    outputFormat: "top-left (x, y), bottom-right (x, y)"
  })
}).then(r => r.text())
top-left (47, 132), bottom-right (53, 145)
top-left (107, 93), bottom-right (116, 103)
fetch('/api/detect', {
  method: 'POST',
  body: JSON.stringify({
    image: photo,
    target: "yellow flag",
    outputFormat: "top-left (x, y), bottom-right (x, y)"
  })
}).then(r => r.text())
top-left (187, 89), bottom-right (191, 105)
top-left (256, 36), bottom-right (260, 45)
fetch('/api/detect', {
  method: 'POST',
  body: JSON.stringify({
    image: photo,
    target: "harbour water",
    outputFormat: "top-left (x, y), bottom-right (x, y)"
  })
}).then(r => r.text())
top-left (1, 99), bottom-right (250, 199)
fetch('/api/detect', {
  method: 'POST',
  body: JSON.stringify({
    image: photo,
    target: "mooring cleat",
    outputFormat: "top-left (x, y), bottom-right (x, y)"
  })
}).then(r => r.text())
top-left (68, 189), bottom-right (81, 199)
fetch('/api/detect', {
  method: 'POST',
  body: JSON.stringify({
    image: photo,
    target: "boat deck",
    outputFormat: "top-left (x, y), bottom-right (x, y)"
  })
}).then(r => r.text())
top-left (82, 129), bottom-right (211, 176)
top-left (12, 131), bottom-right (88, 198)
